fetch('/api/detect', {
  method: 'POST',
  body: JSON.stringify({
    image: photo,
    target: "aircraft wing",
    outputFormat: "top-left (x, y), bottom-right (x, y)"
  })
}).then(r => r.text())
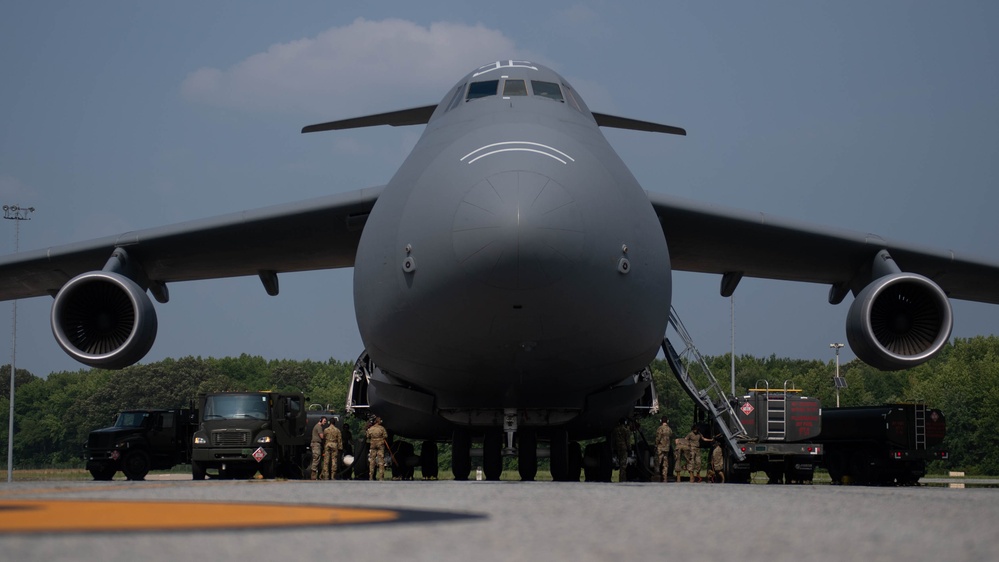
top-left (0, 186), bottom-right (384, 301)
top-left (648, 191), bottom-right (999, 305)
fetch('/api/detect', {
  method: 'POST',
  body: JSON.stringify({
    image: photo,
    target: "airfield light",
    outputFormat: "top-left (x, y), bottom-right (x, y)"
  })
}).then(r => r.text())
top-left (4, 204), bottom-right (34, 483)
top-left (830, 343), bottom-right (845, 408)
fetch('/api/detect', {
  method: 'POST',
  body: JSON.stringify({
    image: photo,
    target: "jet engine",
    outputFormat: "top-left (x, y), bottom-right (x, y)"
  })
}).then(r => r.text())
top-left (846, 272), bottom-right (952, 371)
top-left (51, 271), bottom-right (158, 369)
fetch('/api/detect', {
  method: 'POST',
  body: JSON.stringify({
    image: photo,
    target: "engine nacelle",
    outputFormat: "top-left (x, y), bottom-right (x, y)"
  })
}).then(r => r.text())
top-left (846, 272), bottom-right (952, 371)
top-left (51, 271), bottom-right (158, 369)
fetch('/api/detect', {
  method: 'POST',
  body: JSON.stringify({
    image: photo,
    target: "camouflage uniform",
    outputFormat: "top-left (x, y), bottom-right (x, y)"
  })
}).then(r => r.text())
top-left (310, 418), bottom-right (326, 480)
top-left (612, 420), bottom-right (632, 482)
top-left (366, 418), bottom-right (389, 480)
top-left (673, 438), bottom-right (687, 482)
top-left (320, 423), bottom-right (343, 481)
top-left (708, 442), bottom-right (725, 483)
top-left (654, 420), bottom-right (673, 482)
top-left (684, 429), bottom-right (703, 480)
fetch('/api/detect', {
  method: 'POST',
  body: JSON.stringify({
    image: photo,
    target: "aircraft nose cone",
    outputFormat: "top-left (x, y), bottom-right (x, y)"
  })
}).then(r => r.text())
top-left (452, 171), bottom-right (584, 290)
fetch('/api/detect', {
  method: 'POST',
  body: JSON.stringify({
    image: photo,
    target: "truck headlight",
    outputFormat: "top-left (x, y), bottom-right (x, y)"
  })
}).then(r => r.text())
top-left (256, 435), bottom-right (273, 444)
top-left (194, 436), bottom-right (207, 444)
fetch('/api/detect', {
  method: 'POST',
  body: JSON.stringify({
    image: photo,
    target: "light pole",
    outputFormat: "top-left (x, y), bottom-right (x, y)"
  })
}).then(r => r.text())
top-left (4, 204), bottom-right (34, 483)
top-left (830, 342), bottom-right (845, 408)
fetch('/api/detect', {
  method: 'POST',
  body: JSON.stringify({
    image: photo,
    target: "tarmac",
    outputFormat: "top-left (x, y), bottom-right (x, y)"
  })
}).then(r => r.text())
top-left (1, 477), bottom-right (997, 562)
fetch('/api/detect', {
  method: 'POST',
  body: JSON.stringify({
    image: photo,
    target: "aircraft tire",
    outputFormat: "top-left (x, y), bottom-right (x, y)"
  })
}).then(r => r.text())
top-left (483, 429), bottom-right (503, 480)
top-left (353, 442), bottom-right (370, 479)
top-left (452, 429), bottom-right (471, 480)
top-left (518, 429), bottom-right (537, 481)
top-left (566, 441), bottom-right (582, 482)
top-left (420, 440), bottom-right (439, 479)
top-left (583, 442), bottom-right (613, 482)
top-left (392, 440), bottom-right (415, 480)
top-left (549, 428), bottom-right (569, 481)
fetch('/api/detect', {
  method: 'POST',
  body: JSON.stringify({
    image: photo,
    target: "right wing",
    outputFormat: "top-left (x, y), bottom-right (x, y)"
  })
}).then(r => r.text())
top-left (0, 185), bottom-right (383, 301)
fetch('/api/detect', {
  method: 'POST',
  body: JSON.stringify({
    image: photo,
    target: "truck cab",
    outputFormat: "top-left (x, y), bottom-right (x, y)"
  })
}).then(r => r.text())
top-left (191, 392), bottom-right (308, 480)
top-left (85, 408), bottom-right (197, 480)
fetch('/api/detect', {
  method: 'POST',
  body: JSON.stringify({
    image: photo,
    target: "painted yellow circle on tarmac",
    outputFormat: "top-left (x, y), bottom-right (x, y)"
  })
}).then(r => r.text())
top-left (0, 499), bottom-right (398, 533)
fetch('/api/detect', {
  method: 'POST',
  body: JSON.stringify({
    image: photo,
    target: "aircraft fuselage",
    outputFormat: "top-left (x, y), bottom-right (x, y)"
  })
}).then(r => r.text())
top-left (353, 63), bottom-right (671, 433)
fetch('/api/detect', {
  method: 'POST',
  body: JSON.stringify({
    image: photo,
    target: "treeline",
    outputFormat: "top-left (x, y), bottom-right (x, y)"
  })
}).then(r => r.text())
top-left (1, 336), bottom-right (998, 474)
top-left (0, 355), bottom-right (354, 468)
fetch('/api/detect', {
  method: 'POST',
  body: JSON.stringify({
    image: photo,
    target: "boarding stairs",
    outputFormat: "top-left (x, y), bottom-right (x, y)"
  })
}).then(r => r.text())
top-left (662, 307), bottom-right (747, 461)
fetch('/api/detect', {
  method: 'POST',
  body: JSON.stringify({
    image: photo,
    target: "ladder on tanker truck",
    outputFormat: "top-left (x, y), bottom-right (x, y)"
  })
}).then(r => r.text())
top-left (748, 380), bottom-right (804, 442)
top-left (913, 402), bottom-right (927, 450)
top-left (662, 307), bottom-right (748, 461)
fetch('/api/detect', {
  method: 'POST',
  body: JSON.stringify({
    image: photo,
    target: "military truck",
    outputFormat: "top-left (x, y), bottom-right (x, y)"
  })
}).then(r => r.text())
top-left (85, 408), bottom-right (197, 481)
top-left (723, 382), bottom-right (823, 484)
top-left (191, 391), bottom-right (309, 480)
top-left (817, 403), bottom-right (947, 485)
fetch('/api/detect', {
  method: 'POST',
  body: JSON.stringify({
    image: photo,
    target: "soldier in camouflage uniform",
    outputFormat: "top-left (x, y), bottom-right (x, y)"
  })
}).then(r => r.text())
top-left (674, 437), bottom-right (687, 482)
top-left (654, 416), bottom-right (673, 483)
top-left (310, 417), bottom-right (328, 480)
top-left (707, 439), bottom-right (725, 483)
top-left (684, 425), bottom-right (706, 482)
top-left (612, 418), bottom-right (632, 482)
top-left (366, 416), bottom-right (390, 480)
top-left (320, 419), bottom-right (343, 481)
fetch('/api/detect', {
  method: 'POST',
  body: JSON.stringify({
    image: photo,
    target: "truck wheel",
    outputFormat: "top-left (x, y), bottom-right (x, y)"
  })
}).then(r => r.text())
top-left (89, 465), bottom-right (116, 481)
top-left (192, 460), bottom-right (206, 480)
top-left (259, 459), bottom-right (277, 479)
top-left (122, 450), bottom-right (151, 481)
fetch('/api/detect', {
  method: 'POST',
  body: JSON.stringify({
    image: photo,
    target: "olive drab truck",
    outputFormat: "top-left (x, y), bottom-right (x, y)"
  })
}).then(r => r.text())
top-left (85, 408), bottom-right (198, 481)
top-left (191, 391), bottom-right (309, 480)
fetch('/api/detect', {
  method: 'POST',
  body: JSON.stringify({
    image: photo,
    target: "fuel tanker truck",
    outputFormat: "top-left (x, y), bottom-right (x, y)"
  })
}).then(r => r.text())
top-left (817, 403), bottom-right (946, 485)
top-left (723, 381), bottom-right (823, 484)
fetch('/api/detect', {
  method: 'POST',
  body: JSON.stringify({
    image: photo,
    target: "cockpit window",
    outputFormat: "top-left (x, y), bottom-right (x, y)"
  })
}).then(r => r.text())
top-left (445, 82), bottom-right (466, 112)
top-left (531, 81), bottom-right (563, 102)
top-left (503, 79), bottom-right (527, 96)
top-left (467, 80), bottom-right (499, 100)
top-left (563, 84), bottom-right (582, 112)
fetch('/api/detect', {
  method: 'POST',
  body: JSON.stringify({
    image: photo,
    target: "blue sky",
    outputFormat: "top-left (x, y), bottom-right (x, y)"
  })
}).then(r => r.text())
top-left (1, 1), bottom-right (997, 377)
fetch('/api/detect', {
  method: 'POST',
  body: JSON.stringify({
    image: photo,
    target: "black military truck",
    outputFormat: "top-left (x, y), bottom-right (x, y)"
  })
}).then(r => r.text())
top-left (85, 408), bottom-right (197, 481)
top-left (818, 403), bottom-right (947, 485)
top-left (191, 391), bottom-right (309, 480)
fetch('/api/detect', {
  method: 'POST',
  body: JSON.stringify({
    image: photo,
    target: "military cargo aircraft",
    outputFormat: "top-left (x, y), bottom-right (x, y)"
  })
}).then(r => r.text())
top-left (1, 60), bottom-right (997, 480)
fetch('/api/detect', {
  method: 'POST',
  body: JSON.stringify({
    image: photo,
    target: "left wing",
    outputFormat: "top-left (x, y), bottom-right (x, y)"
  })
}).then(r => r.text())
top-left (0, 186), bottom-right (383, 301)
top-left (648, 190), bottom-right (999, 304)
top-left (648, 190), bottom-right (999, 370)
